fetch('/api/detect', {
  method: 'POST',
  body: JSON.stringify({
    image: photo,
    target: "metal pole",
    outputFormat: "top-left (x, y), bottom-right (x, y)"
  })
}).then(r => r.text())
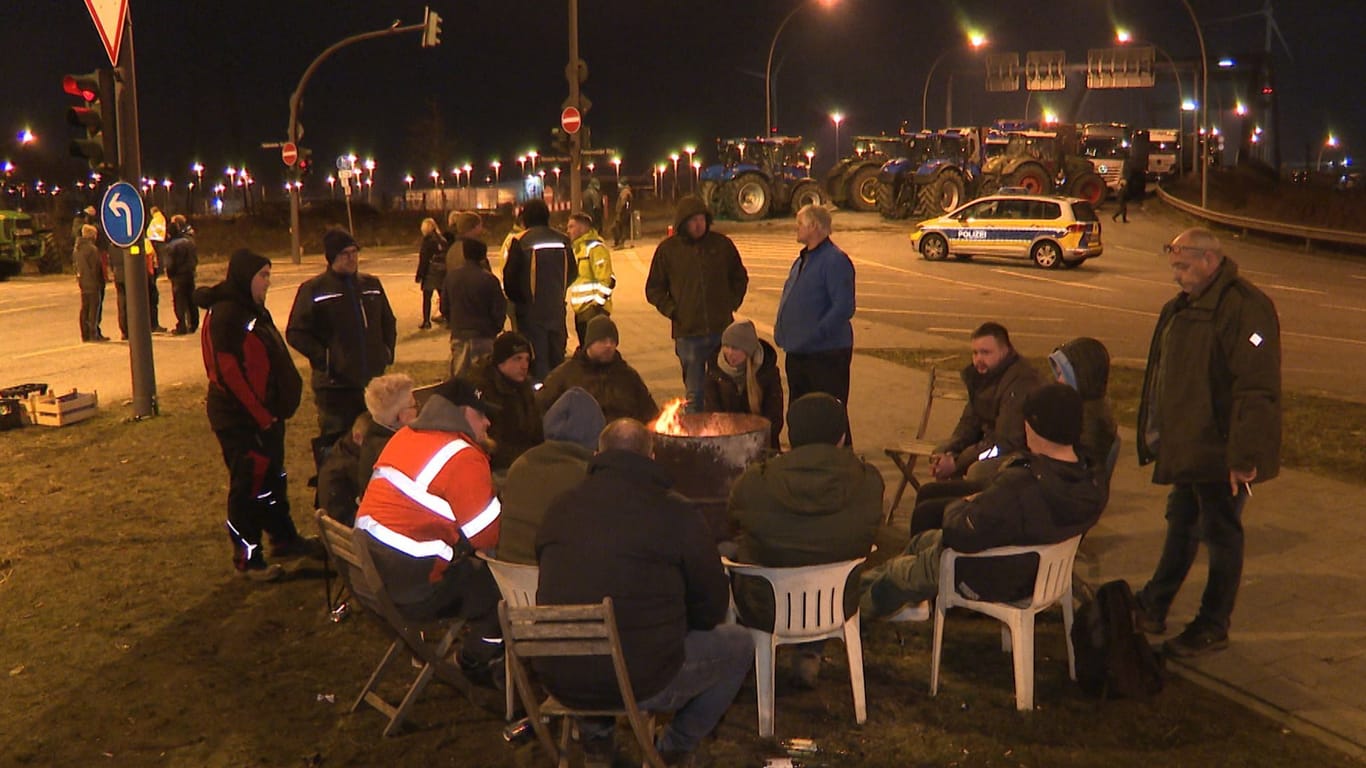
top-left (920, 48), bottom-right (952, 130)
top-left (1175, 0), bottom-right (1209, 208)
top-left (765, 3), bottom-right (805, 135)
top-left (116, 9), bottom-right (157, 419)
top-left (568, 0), bottom-right (582, 213)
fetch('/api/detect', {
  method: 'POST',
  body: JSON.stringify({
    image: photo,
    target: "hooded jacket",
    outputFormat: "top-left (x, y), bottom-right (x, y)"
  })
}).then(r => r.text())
top-left (939, 350), bottom-right (1043, 476)
top-left (1137, 257), bottom-right (1281, 484)
top-left (535, 347), bottom-right (659, 424)
top-left (702, 338), bottom-right (785, 450)
top-left (497, 440), bottom-right (592, 565)
top-left (1048, 337), bottom-right (1118, 479)
top-left (645, 196), bottom-right (748, 338)
top-left (286, 267), bottom-right (396, 391)
top-left (194, 266), bottom-right (302, 432)
top-left (464, 356), bottom-right (543, 471)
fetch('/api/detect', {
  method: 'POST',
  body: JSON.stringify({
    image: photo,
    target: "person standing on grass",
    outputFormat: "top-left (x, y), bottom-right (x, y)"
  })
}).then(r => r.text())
top-left (196, 249), bottom-right (320, 582)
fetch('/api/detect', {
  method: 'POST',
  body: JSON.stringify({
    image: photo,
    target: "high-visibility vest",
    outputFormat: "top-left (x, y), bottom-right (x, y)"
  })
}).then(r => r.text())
top-left (568, 235), bottom-right (615, 316)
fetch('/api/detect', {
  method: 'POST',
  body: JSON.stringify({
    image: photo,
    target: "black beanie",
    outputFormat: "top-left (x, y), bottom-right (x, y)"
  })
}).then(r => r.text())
top-left (787, 393), bottom-right (847, 447)
top-left (227, 249), bottom-right (271, 301)
top-left (323, 228), bottom-right (358, 263)
top-left (1023, 383), bottom-right (1084, 446)
top-left (584, 315), bottom-right (619, 347)
top-left (493, 331), bottom-right (533, 365)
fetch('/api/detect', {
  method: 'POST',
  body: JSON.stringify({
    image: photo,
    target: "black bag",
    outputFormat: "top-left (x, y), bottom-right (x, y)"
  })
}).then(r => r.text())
top-left (1072, 579), bottom-right (1165, 698)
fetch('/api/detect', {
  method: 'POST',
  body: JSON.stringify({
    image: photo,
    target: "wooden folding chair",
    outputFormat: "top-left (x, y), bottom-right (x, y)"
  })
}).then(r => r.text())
top-left (499, 598), bottom-right (665, 768)
top-left (316, 509), bottom-right (357, 619)
top-left (348, 526), bottom-right (471, 736)
top-left (883, 366), bottom-right (968, 524)
top-left (477, 552), bottom-right (540, 719)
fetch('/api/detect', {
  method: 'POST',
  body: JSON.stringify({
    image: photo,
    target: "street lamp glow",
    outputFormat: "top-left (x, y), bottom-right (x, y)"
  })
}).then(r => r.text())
top-left (611, 157), bottom-right (622, 179)
top-left (1235, 101), bottom-right (1248, 116)
top-left (18, 128), bottom-right (36, 144)
top-left (364, 158), bottom-right (375, 172)
top-left (1182, 99), bottom-right (1197, 111)
top-left (968, 30), bottom-right (987, 49)
top-left (404, 174), bottom-right (414, 190)
top-left (1217, 58), bottom-right (1235, 68)
top-left (1043, 110), bottom-right (1059, 125)
top-left (1115, 28), bottom-right (1132, 44)
top-left (491, 160), bottom-right (501, 183)
top-left (830, 111), bottom-right (845, 155)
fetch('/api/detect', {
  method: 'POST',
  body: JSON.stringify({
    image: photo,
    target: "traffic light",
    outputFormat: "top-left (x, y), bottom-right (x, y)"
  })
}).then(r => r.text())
top-left (551, 128), bottom-right (570, 155)
top-left (63, 69), bottom-right (118, 172)
top-left (298, 147), bottom-right (313, 178)
top-left (421, 6), bottom-right (442, 47)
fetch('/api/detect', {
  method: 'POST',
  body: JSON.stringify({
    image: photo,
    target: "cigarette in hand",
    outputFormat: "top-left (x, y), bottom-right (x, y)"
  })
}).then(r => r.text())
top-left (1243, 482), bottom-right (1252, 497)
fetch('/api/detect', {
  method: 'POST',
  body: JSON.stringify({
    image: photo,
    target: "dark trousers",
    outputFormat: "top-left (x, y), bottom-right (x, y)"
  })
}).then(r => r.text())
top-left (215, 422), bottom-right (300, 569)
top-left (171, 275), bottom-right (198, 332)
top-left (147, 273), bottom-right (161, 328)
top-left (784, 347), bottom-right (854, 444)
top-left (113, 280), bottom-right (128, 338)
top-left (909, 479), bottom-right (982, 534)
top-left (79, 288), bottom-right (102, 340)
top-left (313, 387), bottom-right (368, 468)
top-left (1139, 482), bottom-right (1248, 631)
top-left (517, 311), bottom-right (567, 381)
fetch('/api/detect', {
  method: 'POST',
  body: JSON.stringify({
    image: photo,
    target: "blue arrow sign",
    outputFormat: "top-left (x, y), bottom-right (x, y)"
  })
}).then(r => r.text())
top-left (100, 181), bottom-right (146, 248)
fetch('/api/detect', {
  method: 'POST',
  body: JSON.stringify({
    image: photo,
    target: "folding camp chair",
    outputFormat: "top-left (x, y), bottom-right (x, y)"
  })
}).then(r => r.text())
top-left (883, 366), bottom-right (968, 523)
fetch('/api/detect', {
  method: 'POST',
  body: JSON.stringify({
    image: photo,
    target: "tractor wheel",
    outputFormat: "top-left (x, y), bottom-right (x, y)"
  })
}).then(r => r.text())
top-left (1008, 164), bottom-right (1052, 194)
top-left (789, 180), bottom-right (825, 215)
top-left (917, 172), bottom-right (966, 217)
top-left (1068, 172), bottom-right (1107, 206)
top-left (699, 180), bottom-right (724, 216)
top-left (1031, 240), bottom-right (1064, 269)
top-left (0, 261), bottom-right (19, 281)
top-left (847, 166), bottom-right (881, 211)
top-left (919, 233), bottom-right (949, 261)
top-left (725, 173), bottom-right (772, 221)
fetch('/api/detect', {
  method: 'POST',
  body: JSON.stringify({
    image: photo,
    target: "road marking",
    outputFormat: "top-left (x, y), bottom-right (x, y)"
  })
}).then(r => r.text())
top-left (862, 308), bottom-right (1064, 320)
top-left (1111, 274), bottom-right (1177, 288)
top-left (1265, 284), bottom-right (1327, 295)
top-left (1323, 304), bottom-right (1366, 314)
top-left (987, 268), bottom-right (1116, 292)
top-left (0, 303), bottom-right (58, 315)
top-left (1285, 330), bottom-right (1366, 347)
top-left (13, 343), bottom-right (89, 360)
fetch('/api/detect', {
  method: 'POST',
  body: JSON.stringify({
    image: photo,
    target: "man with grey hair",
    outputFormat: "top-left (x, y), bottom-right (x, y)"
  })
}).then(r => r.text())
top-left (774, 203), bottom-right (857, 444)
top-left (1135, 226), bottom-right (1281, 658)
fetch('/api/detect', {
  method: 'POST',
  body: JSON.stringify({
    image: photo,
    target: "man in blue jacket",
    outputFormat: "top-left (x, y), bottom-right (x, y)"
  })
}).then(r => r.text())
top-left (774, 204), bottom-right (856, 444)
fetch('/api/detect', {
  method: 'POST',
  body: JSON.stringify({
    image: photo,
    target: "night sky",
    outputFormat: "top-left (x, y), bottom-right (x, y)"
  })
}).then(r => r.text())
top-left (5, 0), bottom-right (1363, 196)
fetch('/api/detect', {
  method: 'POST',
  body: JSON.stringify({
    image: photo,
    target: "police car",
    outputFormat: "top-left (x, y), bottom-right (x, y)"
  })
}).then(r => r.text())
top-left (908, 189), bottom-right (1103, 269)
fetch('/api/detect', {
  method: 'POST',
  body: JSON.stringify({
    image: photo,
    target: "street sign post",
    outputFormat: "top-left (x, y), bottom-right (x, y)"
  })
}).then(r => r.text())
top-left (561, 106), bottom-right (582, 135)
top-left (282, 142), bottom-right (298, 166)
top-left (100, 181), bottom-right (145, 248)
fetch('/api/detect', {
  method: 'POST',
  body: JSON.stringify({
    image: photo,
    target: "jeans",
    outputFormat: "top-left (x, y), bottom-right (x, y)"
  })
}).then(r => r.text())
top-left (1139, 482), bottom-right (1248, 631)
top-left (675, 334), bottom-right (722, 413)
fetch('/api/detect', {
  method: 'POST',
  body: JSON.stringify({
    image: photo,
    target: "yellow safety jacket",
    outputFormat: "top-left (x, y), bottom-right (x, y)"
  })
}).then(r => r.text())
top-left (568, 228), bottom-right (615, 317)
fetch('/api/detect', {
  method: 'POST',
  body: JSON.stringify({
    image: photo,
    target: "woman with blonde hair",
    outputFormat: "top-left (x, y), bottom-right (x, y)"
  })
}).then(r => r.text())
top-left (703, 319), bottom-right (785, 450)
top-left (415, 217), bottom-right (448, 329)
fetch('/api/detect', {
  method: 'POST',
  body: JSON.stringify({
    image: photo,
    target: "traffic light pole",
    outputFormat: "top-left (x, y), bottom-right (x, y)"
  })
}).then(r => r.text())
top-left (287, 20), bottom-right (425, 265)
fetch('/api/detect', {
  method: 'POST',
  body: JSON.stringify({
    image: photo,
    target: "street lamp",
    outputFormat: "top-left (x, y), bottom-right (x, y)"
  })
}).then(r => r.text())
top-left (1318, 135), bottom-right (1340, 171)
top-left (692, 160), bottom-right (701, 188)
top-left (830, 111), bottom-right (844, 157)
top-left (683, 146), bottom-right (696, 191)
top-left (463, 163), bottom-right (473, 187)
top-left (611, 156), bottom-right (622, 181)
top-left (325, 176), bottom-right (335, 197)
top-left (921, 31), bottom-right (988, 130)
top-left (528, 150), bottom-right (539, 172)
top-left (766, 0), bottom-right (839, 135)
top-left (430, 169), bottom-right (440, 188)
top-left (404, 174), bottom-right (414, 191)
top-left (670, 153), bottom-right (681, 200)
top-left (18, 128), bottom-right (36, 145)
top-left (517, 155), bottom-right (527, 175)
top-left (491, 160), bottom-right (501, 183)
top-left (805, 149), bottom-right (815, 177)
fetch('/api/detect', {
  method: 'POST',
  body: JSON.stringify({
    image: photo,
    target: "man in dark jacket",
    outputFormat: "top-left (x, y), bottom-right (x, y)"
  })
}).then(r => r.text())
top-left (286, 228), bottom-right (397, 470)
top-left (536, 316), bottom-right (658, 424)
top-left (646, 195), bottom-right (748, 412)
top-left (1135, 227), bottom-right (1281, 658)
top-left (164, 215), bottom-right (199, 334)
top-left (502, 200), bottom-right (573, 380)
top-left (727, 393), bottom-right (881, 688)
top-left (536, 418), bottom-right (753, 766)
top-left (318, 413), bottom-right (370, 527)
top-left (861, 384), bottom-right (1106, 619)
top-left (196, 249), bottom-right (314, 581)
top-left (703, 319), bottom-right (784, 450)
top-left (463, 331), bottom-right (543, 472)
top-left (74, 224), bottom-right (106, 342)
top-left (443, 212), bottom-right (506, 379)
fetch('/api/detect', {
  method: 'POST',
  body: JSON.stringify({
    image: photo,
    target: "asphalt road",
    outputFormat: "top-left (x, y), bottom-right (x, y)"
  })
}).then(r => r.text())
top-left (2, 203), bottom-right (1363, 406)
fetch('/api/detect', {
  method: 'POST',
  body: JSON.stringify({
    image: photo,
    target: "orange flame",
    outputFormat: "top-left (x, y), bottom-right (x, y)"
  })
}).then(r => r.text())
top-left (652, 397), bottom-right (688, 435)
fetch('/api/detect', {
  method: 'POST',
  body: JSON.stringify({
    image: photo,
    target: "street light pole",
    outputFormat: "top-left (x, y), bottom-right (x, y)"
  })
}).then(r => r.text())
top-left (765, 0), bottom-right (836, 135)
top-left (1172, 0), bottom-right (1210, 208)
top-left (830, 111), bottom-right (844, 157)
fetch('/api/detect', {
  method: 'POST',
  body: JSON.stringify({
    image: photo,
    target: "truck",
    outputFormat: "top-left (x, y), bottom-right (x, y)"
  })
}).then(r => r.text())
top-left (697, 136), bottom-right (827, 221)
top-left (1080, 122), bottom-right (1131, 195)
top-left (1132, 128), bottom-right (1181, 180)
top-left (823, 135), bottom-right (904, 211)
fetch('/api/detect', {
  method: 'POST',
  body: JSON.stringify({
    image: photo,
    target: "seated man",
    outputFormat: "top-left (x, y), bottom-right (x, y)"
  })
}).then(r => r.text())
top-left (464, 331), bottom-right (543, 473)
top-left (536, 315), bottom-right (659, 424)
top-left (355, 373), bottom-right (419, 498)
top-left (317, 412), bottom-right (371, 526)
top-left (354, 379), bottom-right (505, 678)
top-left (862, 383), bottom-right (1106, 619)
top-left (1048, 336), bottom-right (1118, 485)
top-left (727, 393), bottom-right (882, 688)
top-left (497, 387), bottom-right (604, 564)
top-left (536, 419), bottom-right (753, 767)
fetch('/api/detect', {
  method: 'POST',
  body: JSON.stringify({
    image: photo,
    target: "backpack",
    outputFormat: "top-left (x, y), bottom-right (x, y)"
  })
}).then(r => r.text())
top-left (1071, 579), bottom-right (1165, 698)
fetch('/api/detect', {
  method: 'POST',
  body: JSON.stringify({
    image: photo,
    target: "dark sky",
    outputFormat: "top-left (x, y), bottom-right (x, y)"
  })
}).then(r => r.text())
top-left (5, 0), bottom-right (1362, 195)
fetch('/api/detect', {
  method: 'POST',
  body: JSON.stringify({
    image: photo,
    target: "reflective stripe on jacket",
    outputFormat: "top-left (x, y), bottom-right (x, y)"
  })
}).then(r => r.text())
top-left (569, 231), bottom-right (615, 316)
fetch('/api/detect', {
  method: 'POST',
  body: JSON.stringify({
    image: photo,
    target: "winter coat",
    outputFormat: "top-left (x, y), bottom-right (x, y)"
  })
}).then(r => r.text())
top-left (702, 339), bottom-right (784, 450)
top-left (939, 351), bottom-right (1043, 476)
top-left (773, 237), bottom-right (856, 354)
top-left (941, 453), bottom-right (1105, 603)
top-left (164, 233), bottom-right (198, 282)
top-left (536, 449), bottom-right (731, 708)
top-left (194, 280), bottom-right (302, 432)
top-left (443, 258), bottom-right (507, 339)
top-left (318, 431), bottom-right (362, 526)
top-left (1137, 258), bottom-right (1281, 484)
top-left (1048, 337), bottom-right (1118, 481)
top-left (496, 440), bottom-right (592, 565)
top-left (355, 420), bottom-right (397, 497)
top-left (503, 225), bottom-right (573, 330)
top-left (536, 347), bottom-right (658, 424)
top-left (286, 268), bottom-right (397, 391)
top-left (464, 357), bottom-right (543, 471)
top-left (728, 443), bottom-right (883, 629)
top-left (416, 231), bottom-right (448, 293)
top-left (645, 197), bottom-right (748, 339)
top-left (74, 239), bottom-right (103, 292)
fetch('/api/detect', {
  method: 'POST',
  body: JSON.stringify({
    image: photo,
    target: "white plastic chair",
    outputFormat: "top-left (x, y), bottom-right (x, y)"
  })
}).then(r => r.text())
top-left (477, 552), bottom-right (539, 720)
top-left (723, 557), bottom-right (867, 737)
top-left (930, 534), bottom-right (1082, 711)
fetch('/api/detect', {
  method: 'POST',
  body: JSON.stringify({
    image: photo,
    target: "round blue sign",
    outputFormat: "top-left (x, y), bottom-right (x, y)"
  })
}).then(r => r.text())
top-left (100, 181), bottom-right (146, 249)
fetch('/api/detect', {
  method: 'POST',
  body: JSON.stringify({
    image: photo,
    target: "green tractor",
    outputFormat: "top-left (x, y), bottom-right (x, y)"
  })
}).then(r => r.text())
top-left (977, 125), bottom-right (1107, 206)
top-left (823, 135), bottom-right (904, 212)
top-left (0, 210), bottom-right (60, 280)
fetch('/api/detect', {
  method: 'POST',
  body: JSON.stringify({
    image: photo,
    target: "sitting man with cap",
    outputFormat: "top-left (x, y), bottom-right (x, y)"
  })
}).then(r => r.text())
top-left (497, 387), bottom-right (605, 565)
top-left (860, 383), bottom-right (1107, 620)
top-left (727, 393), bottom-right (883, 688)
top-left (354, 378), bottom-right (505, 678)
top-left (536, 315), bottom-right (659, 424)
top-left (463, 331), bottom-right (543, 474)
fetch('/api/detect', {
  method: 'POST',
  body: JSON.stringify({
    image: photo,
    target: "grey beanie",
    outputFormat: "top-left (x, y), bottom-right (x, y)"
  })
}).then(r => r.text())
top-left (721, 319), bottom-right (760, 358)
top-left (543, 387), bottom-right (606, 451)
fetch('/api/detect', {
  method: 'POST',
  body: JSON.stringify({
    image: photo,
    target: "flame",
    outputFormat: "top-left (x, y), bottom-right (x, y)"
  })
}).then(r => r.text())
top-left (652, 398), bottom-right (688, 435)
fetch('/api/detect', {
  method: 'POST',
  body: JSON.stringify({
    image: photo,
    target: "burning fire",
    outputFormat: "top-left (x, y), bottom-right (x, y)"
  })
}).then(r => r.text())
top-left (653, 398), bottom-right (688, 435)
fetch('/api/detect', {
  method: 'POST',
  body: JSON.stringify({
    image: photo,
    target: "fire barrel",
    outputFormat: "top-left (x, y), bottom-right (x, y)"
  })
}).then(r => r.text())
top-left (652, 412), bottom-right (771, 540)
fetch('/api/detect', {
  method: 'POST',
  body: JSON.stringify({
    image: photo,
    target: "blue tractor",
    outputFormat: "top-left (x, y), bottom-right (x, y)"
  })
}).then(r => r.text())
top-left (876, 126), bottom-right (989, 220)
top-left (698, 136), bottom-right (827, 221)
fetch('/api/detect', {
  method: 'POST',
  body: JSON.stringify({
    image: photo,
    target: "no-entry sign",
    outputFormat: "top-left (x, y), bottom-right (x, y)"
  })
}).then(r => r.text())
top-left (560, 106), bottom-right (582, 135)
top-left (282, 142), bottom-right (298, 167)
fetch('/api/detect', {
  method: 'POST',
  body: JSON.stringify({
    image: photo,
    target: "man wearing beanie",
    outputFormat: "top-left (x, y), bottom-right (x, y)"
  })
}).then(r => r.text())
top-left (503, 199), bottom-right (573, 380)
top-left (704, 319), bottom-right (784, 450)
top-left (286, 228), bottom-right (396, 476)
top-left (646, 194), bottom-right (748, 413)
top-left (861, 383), bottom-right (1105, 621)
top-left (497, 387), bottom-right (605, 564)
top-left (537, 315), bottom-right (658, 424)
top-left (727, 393), bottom-right (882, 688)
top-left (195, 249), bottom-right (314, 581)
top-left (463, 331), bottom-right (543, 472)
top-left (442, 211), bottom-right (506, 379)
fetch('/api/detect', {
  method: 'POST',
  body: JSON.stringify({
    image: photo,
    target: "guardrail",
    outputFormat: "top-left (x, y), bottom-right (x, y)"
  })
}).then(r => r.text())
top-left (1156, 186), bottom-right (1366, 250)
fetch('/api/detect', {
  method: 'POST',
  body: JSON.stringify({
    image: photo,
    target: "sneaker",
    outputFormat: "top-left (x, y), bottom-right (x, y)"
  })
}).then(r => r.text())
top-left (238, 563), bottom-right (284, 582)
top-left (1134, 593), bottom-right (1167, 635)
top-left (1163, 621), bottom-right (1228, 658)
top-left (885, 600), bottom-right (931, 622)
top-left (270, 535), bottom-right (327, 561)
top-left (792, 651), bottom-right (821, 690)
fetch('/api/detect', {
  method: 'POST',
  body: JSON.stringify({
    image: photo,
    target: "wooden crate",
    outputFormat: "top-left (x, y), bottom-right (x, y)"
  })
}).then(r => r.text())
top-left (29, 390), bottom-right (99, 427)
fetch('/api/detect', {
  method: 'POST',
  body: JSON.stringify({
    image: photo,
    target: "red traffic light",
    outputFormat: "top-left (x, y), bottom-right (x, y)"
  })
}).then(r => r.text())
top-left (63, 74), bottom-right (99, 102)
